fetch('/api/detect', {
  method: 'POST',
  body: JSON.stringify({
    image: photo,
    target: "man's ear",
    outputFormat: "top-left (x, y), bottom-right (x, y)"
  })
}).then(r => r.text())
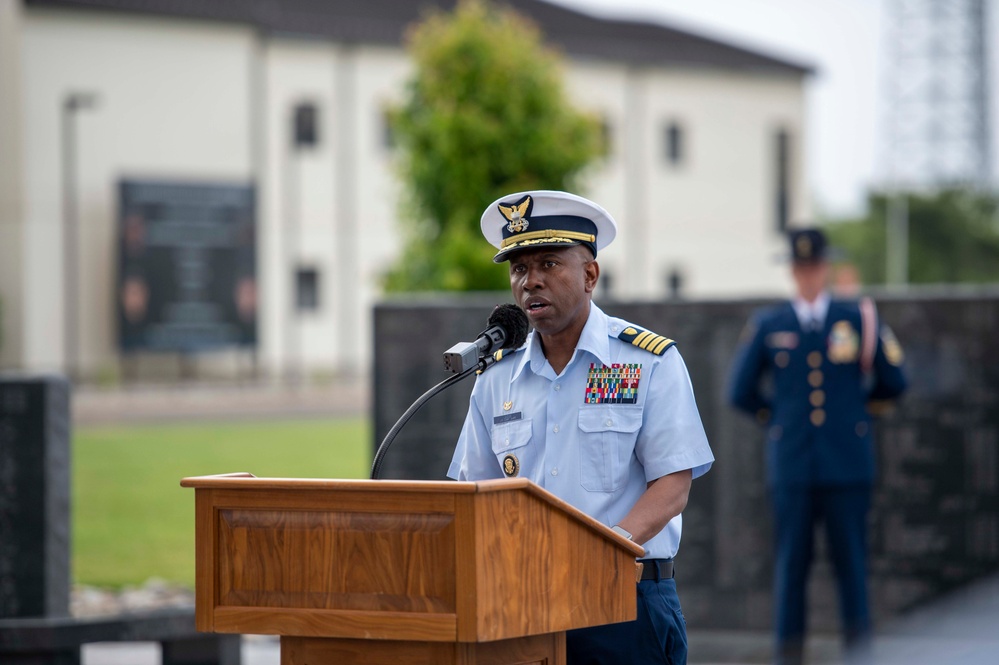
top-left (584, 259), bottom-right (600, 293)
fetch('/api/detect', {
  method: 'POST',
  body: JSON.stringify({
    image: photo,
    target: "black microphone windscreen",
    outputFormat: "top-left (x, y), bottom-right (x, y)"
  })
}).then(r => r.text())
top-left (488, 304), bottom-right (529, 349)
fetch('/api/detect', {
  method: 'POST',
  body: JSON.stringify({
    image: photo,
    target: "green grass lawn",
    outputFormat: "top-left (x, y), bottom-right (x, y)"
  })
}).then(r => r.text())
top-left (73, 417), bottom-right (371, 589)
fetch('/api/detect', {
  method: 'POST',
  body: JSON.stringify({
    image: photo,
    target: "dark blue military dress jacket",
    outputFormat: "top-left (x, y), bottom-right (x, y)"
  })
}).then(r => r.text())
top-left (728, 298), bottom-right (907, 488)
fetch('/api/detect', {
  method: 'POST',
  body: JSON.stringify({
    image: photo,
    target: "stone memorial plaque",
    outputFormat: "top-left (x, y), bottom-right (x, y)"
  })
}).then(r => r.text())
top-left (0, 376), bottom-right (70, 618)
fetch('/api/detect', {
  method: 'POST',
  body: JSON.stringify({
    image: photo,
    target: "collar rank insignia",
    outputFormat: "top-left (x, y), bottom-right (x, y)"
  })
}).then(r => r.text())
top-left (498, 195), bottom-right (532, 233)
top-left (617, 326), bottom-right (675, 356)
top-left (585, 363), bottom-right (641, 404)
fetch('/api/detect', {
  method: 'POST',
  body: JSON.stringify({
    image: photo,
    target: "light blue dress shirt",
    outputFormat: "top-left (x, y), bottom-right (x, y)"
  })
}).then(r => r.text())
top-left (448, 303), bottom-right (714, 559)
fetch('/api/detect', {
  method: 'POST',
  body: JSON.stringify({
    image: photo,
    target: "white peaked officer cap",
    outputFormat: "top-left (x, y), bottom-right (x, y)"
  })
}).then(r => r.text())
top-left (480, 190), bottom-right (618, 263)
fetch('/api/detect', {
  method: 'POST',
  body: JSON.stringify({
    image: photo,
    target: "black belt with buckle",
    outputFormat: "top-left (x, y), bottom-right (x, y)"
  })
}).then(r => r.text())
top-left (638, 558), bottom-right (674, 582)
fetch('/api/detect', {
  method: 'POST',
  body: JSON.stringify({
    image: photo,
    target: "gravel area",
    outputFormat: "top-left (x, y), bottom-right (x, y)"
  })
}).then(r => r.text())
top-left (71, 579), bottom-right (194, 617)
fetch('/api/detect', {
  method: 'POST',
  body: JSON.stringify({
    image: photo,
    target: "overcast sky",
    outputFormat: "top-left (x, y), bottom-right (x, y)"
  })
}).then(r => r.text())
top-left (550, 0), bottom-right (988, 219)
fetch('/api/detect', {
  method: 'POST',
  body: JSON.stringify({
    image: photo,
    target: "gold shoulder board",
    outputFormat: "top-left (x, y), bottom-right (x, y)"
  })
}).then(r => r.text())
top-left (618, 326), bottom-right (675, 356)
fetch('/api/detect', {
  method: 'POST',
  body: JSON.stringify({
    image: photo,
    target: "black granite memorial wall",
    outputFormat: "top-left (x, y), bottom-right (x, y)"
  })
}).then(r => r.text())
top-left (0, 376), bottom-right (71, 619)
top-left (372, 290), bottom-right (999, 632)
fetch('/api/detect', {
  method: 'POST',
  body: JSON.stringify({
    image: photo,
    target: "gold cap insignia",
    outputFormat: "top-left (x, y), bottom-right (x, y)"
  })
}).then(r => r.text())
top-left (498, 196), bottom-right (532, 234)
top-left (502, 454), bottom-right (520, 477)
top-left (796, 235), bottom-right (812, 258)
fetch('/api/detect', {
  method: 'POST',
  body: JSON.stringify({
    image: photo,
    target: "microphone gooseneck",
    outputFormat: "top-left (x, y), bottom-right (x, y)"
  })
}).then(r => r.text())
top-left (370, 304), bottom-right (530, 480)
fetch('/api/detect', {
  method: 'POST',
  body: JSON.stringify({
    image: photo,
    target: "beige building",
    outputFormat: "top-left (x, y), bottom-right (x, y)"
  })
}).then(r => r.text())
top-left (0, 0), bottom-right (811, 379)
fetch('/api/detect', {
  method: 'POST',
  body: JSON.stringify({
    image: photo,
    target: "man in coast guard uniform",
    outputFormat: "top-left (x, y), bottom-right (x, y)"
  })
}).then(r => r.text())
top-left (449, 190), bottom-right (715, 665)
top-left (727, 229), bottom-right (907, 665)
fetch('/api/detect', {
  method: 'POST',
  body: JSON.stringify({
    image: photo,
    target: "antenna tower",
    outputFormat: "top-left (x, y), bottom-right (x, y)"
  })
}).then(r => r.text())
top-left (882, 0), bottom-right (991, 190)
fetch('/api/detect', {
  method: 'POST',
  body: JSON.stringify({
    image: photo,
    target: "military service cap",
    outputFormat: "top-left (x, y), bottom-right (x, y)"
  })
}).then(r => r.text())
top-left (788, 228), bottom-right (828, 264)
top-left (481, 190), bottom-right (618, 263)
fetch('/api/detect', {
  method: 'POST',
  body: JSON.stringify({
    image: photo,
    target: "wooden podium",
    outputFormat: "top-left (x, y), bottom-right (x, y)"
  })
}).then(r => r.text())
top-left (180, 473), bottom-right (645, 665)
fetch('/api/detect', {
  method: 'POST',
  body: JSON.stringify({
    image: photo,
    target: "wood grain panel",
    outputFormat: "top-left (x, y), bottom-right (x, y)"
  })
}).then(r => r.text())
top-left (471, 489), bottom-right (637, 641)
top-left (217, 509), bottom-right (456, 613)
top-left (458, 632), bottom-right (564, 665)
top-left (454, 493), bottom-right (479, 643)
top-left (193, 490), bottom-right (215, 631)
top-left (281, 632), bottom-right (563, 665)
top-left (214, 606), bottom-right (456, 641)
top-left (282, 635), bottom-right (457, 665)
top-left (211, 487), bottom-right (457, 514)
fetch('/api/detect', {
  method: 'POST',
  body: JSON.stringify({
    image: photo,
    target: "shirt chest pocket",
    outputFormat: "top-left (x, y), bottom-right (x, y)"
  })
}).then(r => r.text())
top-left (490, 419), bottom-right (533, 469)
top-left (577, 406), bottom-right (643, 492)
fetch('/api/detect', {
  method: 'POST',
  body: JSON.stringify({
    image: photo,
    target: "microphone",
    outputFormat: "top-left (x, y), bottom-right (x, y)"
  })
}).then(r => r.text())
top-left (442, 304), bottom-right (530, 374)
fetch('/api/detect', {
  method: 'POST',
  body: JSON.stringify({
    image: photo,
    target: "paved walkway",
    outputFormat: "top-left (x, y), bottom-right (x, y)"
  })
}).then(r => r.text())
top-left (843, 572), bottom-right (999, 665)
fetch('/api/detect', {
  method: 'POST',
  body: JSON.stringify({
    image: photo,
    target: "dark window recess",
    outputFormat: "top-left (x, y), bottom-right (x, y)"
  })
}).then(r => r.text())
top-left (293, 102), bottom-right (319, 147)
top-left (295, 267), bottom-right (320, 311)
top-left (665, 122), bottom-right (684, 164)
top-left (775, 128), bottom-right (791, 232)
top-left (666, 268), bottom-right (684, 299)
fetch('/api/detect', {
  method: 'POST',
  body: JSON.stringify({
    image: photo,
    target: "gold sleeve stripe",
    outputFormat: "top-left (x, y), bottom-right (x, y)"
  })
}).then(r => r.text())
top-left (633, 331), bottom-right (655, 348)
top-left (641, 335), bottom-right (666, 353)
top-left (652, 337), bottom-right (675, 355)
top-left (639, 334), bottom-right (661, 350)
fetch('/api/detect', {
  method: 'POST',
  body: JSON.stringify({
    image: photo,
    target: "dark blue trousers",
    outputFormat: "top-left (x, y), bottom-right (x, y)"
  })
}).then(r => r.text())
top-left (566, 578), bottom-right (687, 665)
top-left (772, 485), bottom-right (872, 664)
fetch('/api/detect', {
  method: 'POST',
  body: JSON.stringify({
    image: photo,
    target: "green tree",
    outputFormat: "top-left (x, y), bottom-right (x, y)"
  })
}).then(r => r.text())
top-left (823, 188), bottom-right (999, 285)
top-left (384, 0), bottom-right (603, 292)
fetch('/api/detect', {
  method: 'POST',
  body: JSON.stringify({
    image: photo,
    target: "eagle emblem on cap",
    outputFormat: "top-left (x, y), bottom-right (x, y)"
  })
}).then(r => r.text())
top-left (498, 195), bottom-right (532, 233)
top-left (796, 235), bottom-right (813, 258)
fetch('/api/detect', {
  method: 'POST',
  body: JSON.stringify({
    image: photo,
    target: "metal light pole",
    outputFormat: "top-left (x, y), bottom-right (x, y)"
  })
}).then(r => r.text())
top-left (61, 91), bottom-right (99, 381)
top-left (886, 192), bottom-right (908, 286)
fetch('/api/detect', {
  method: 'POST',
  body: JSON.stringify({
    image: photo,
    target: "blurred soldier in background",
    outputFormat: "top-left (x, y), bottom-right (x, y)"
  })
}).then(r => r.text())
top-left (727, 228), bottom-right (907, 665)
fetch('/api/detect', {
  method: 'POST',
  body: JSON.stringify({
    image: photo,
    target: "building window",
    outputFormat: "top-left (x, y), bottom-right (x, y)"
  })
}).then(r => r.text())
top-left (774, 128), bottom-right (791, 232)
top-left (666, 267), bottom-right (684, 299)
top-left (664, 122), bottom-right (684, 165)
top-left (293, 102), bottom-right (319, 148)
top-left (295, 267), bottom-right (320, 311)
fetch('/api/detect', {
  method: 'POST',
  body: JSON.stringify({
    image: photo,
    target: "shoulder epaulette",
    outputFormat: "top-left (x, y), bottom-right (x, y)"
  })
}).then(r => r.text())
top-left (617, 326), bottom-right (675, 356)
